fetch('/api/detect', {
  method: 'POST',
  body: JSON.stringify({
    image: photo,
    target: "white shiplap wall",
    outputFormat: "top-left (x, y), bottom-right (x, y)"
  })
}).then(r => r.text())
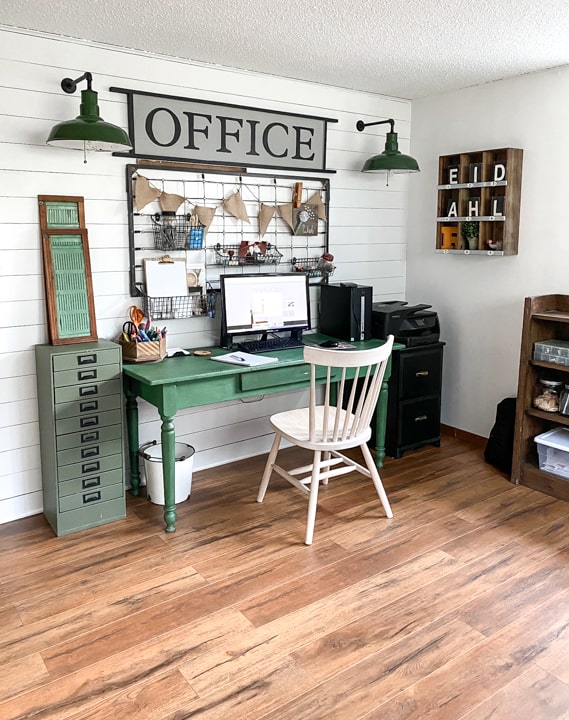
top-left (0, 26), bottom-right (412, 524)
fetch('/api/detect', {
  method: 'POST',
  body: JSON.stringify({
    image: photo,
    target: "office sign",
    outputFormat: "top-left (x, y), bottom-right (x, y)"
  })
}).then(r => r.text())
top-left (111, 88), bottom-right (337, 172)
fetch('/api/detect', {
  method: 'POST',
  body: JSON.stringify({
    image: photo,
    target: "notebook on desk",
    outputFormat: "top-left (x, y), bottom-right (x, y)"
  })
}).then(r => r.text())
top-left (211, 351), bottom-right (279, 367)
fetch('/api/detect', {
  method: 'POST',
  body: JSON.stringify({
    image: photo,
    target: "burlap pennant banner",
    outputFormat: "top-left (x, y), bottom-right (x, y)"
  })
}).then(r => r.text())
top-left (258, 203), bottom-right (276, 237)
top-left (193, 205), bottom-right (217, 235)
top-left (277, 203), bottom-right (294, 231)
top-left (307, 191), bottom-right (327, 221)
top-left (134, 175), bottom-right (161, 211)
top-left (159, 192), bottom-right (186, 213)
top-left (223, 190), bottom-right (250, 223)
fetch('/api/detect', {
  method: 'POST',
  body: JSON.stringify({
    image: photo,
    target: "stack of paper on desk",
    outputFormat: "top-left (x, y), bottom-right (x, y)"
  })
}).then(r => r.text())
top-left (211, 351), bottom-right (278, 367)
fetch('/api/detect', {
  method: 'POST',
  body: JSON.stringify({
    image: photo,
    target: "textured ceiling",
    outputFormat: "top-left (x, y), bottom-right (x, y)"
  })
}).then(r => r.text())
top-left (2, 0), bottom-right (569, 99)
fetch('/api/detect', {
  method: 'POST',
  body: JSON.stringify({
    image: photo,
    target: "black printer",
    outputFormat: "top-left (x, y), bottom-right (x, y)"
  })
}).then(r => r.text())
top-left (371, 301), bottom-right (440, 347)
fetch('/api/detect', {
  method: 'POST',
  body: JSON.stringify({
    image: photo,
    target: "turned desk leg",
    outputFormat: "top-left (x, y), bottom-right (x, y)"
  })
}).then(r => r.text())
top-left (374, 379), bottom-right (389, 468)
top-left (125, 387), bottom-right (141, 495)
top-left (160, 413), bottom-right (177, 533)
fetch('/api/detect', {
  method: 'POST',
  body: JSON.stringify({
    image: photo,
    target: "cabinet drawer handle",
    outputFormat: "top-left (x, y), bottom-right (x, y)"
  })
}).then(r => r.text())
top-left (81, 430), bottom-right (99, 443)
top-left (79, 385), bottom-right (98, 397)
top-left (78, 354), bottom-right (97, 366)
top-left (79, 400), bottom-right (99, 413)
top-left (82, 476), bottom-right (101, 489)
top-left (415, 370), bottom-right (429, 377)
top-left (83, 491), bottom-right (101, 504)
top-left (78, 369), bottom-right (98, 382)
top-left (81, 446), bottom-right (100, 459)
top-left (80, 416), bottom-right (99, 428)
top-left (415, 415), bottom-right (428, 422)
top-left (82, 461), bottom-right (100, 474)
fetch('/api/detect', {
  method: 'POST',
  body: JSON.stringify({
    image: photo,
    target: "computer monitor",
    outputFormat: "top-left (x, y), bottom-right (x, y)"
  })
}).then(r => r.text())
top-left (219, 273), bottom-right (311, 348)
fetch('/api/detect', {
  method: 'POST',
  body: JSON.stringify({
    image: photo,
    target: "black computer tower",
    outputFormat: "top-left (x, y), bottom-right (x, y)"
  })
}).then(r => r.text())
top-left (319, 283), bottom-right (372, 342)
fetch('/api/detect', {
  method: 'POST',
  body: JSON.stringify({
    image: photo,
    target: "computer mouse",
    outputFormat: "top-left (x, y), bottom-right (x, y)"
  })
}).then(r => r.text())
top-left (320, 340), bottom-right (340, 348)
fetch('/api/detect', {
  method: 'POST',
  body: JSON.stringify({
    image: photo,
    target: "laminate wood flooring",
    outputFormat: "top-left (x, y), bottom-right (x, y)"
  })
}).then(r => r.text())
top-left (2, 434), bottom-right (569, 719)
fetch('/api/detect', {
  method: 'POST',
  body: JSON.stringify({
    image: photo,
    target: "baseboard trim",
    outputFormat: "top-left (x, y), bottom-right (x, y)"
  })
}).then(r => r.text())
top-left (441, 424), bottom-right (486, 447)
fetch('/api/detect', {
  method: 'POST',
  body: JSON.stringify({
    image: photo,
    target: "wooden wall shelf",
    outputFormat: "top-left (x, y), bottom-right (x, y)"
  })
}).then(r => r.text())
top-left (435, 148), bottom-right (523, 255)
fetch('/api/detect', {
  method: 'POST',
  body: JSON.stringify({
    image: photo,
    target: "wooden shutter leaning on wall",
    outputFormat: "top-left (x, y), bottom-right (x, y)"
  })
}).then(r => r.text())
top-left (38, 195), bottom-right (98, 344)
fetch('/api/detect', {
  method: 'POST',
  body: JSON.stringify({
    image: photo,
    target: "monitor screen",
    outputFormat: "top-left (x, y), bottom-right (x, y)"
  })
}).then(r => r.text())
top-left (219, 273), bottom-right (311, 346)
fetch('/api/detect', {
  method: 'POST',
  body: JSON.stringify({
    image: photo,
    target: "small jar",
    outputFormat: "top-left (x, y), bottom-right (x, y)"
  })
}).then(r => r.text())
top-left (534, 378), bottom-right (562, 413)
top-left (559, 384), bottom-right (569, 416)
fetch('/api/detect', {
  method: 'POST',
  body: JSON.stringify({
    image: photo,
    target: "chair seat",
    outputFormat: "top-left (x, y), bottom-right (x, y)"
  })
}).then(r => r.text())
top-left (270, 407), bottom-right (372, 451)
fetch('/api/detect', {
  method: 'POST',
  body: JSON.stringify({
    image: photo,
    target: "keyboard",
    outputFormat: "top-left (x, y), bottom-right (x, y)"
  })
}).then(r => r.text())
top-left (237, 337), bottom-right (305, 354)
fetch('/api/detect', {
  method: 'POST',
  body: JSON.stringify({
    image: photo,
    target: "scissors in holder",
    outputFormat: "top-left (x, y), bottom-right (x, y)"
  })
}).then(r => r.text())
top-left (128, 305), bottom-right (145, 326)
top-left (122, 321), bottom-right (138, 342)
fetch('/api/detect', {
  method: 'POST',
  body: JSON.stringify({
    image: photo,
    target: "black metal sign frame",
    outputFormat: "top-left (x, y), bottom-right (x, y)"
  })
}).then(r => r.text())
top-left (111, 87), bottom-right (337, 173)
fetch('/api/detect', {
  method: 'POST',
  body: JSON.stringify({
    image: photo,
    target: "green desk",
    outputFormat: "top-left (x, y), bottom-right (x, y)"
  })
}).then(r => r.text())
top-left (123, 335), bottom-right (395, 532)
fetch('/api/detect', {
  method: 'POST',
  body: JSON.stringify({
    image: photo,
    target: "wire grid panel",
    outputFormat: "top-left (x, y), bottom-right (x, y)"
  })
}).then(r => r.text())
top-left (127, 165), bottom-right (330, 298)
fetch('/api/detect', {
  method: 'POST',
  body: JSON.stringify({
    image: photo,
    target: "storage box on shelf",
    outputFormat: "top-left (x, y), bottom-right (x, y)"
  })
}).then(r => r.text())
top-left (535, 427), bottom-right (569, 480)
top-left (435, 148), bottom-right (523, 256)
top-left (512, 295), bottom-right (569, 502)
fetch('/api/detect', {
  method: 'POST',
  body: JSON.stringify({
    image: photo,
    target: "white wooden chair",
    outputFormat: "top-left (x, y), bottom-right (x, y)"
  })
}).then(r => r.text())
top-left (257, 336), bottom-right (394, 544)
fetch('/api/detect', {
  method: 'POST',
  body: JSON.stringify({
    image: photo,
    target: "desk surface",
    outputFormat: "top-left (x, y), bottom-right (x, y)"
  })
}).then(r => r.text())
top-left (122, 334), bottom-right (393, 387)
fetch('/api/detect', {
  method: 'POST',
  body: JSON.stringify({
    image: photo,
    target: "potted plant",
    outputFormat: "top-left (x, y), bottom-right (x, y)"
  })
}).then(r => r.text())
top-left (461, 221), bottom-right (479, 250)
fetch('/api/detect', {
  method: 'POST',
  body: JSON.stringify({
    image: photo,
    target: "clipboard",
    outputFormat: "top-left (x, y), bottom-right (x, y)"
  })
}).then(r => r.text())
top-left (144, 256), bottom-right (188, 297)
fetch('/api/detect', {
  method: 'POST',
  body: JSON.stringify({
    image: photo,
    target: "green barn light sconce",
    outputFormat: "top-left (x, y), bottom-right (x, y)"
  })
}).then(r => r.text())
top-left (356, 118), bottom-right (420, 185)
top-left (47, 72), bottom-right (132, 162)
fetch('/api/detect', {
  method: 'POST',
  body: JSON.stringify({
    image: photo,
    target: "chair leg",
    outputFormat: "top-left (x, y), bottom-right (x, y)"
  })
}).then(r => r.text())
top-left (321, 451), bottom-right (330, 484)
top-left (305, 450), bottom-right (322, 545)
top-left (257, 432), bottom-right (281, 502)
top-left (360, 442), bottom-right (393, 519)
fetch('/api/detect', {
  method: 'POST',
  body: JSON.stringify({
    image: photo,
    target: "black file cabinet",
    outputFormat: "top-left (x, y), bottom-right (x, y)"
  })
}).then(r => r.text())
top-left (385, 342), bottom-right (444, 458)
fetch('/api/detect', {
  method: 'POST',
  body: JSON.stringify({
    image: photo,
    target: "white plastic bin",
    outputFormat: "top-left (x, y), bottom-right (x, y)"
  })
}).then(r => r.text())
top-left (535, 427), bottom-right (569, 480)
top-left (139, 441), bottom-right (195, 505)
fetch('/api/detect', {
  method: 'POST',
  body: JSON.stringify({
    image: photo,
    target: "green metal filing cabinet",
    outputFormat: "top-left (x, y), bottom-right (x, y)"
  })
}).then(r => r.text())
top-left (35, 340), bottom-right (126, 536)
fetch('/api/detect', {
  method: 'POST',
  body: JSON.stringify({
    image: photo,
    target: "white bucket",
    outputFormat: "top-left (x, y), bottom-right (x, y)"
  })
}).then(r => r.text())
top-left (140, 441), bottom-right (195, 505)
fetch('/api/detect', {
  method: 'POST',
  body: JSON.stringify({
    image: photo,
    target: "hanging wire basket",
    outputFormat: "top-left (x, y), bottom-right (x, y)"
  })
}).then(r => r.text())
top-left (142, 292), bottom-right (214, 320)
top-left (151, 212), bottom-right (191, 251)
top-left (291, 255), bottom-right (335, 278)
top-left (214, 243), bottom-right (283, 266)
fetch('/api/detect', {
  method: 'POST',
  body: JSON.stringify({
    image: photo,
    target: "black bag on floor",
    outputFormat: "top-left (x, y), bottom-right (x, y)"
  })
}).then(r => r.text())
top-left (484, 397), bottom-right (516, 474)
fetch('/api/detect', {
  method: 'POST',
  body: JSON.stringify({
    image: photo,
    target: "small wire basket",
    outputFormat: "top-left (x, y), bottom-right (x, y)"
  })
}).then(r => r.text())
top-left (291, 256), bottom-right (336, 278)
top-left (214, 243), bottom-right (283, 266)
top-left (142, 292), bottom-right (213, 320)
top-left (151, 212), bottom-right (191, 251)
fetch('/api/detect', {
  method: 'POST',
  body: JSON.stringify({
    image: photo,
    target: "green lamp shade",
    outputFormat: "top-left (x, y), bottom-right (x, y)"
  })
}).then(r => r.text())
top-left (361, 131), bottom-right (420, 174)
top-left (47, 89), bottom-right (132, 152)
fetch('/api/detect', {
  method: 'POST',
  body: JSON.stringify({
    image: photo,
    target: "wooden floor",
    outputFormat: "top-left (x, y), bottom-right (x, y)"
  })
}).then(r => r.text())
top-left (2, 435), bottom-right (569, 719)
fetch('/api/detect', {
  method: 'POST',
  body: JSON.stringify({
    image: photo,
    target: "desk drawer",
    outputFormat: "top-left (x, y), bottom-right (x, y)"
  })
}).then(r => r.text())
top-left (57, 423), bottom-right (122, 451)
top-left (59, 482), bottom-right (124, 512)
top-left (58, 453), bottom-right (123, 483)
top-left (240, 364), bottom-right (328, 392)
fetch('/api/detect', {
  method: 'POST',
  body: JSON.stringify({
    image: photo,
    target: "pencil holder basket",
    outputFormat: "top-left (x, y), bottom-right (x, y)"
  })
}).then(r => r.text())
top-left (119, 337), bottom-right (167, 363)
